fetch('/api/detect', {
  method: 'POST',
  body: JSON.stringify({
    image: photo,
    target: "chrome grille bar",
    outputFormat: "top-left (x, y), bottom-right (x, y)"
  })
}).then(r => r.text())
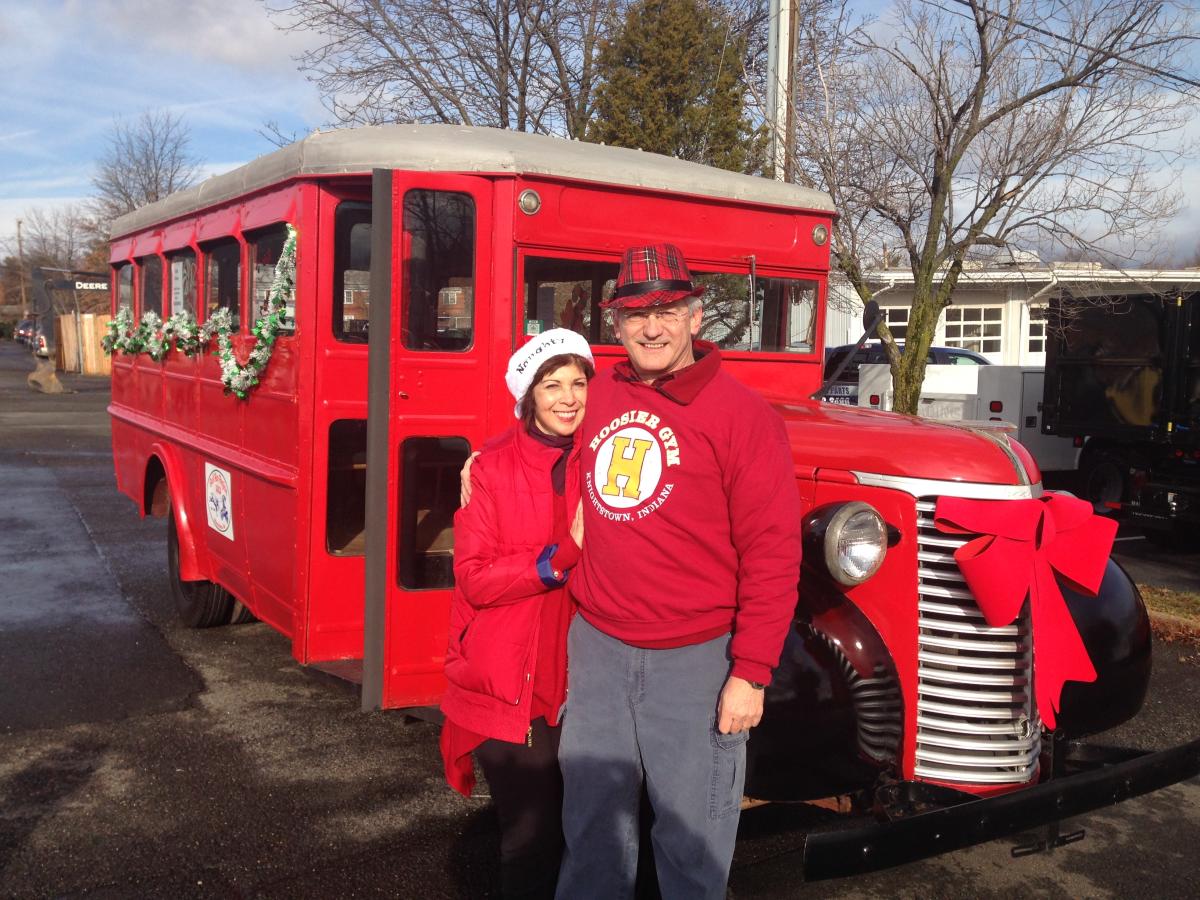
top-left (914, 498), bottom-right (1040, 785)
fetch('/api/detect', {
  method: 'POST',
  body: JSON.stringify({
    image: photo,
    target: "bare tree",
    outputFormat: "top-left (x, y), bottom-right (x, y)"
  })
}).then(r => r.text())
top-left (257, 119), bottom-right (305, 149)
top-left (263, 0), bottom-right (623, 138)
top-left (92, 109), bottom-right (203, 228)
top-left (780, 0), bottom-right (1196, 413)
top-left (21, 206), bottom-right (98, 271)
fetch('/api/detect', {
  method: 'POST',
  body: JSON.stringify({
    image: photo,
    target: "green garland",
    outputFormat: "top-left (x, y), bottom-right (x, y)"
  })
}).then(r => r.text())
top-left (104, 225), bottom-right (297, 399)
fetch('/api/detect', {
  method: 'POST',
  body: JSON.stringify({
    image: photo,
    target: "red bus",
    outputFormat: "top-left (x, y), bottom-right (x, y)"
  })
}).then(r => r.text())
top-left (108, 124), bottom-right (1198, 877)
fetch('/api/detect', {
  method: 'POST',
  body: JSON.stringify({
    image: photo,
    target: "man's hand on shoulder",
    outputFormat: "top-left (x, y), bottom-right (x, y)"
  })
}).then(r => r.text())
top-left (459, 450), bottom-right (481, 507)
top-left (717, 675), bottom-right (765, 734)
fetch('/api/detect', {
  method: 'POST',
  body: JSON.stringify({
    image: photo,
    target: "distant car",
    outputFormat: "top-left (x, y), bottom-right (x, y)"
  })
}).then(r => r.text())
top-left (33, 320), bottom-right (49, 358)
top-left (821, 342), bottom-right (991, 405)
top-left (14, 319), bottom-right (34, 345)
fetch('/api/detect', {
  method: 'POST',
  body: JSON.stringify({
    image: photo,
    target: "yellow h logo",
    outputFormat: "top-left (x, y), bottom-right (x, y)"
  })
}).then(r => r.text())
top-left (601, 437), bottom-right (653, 498)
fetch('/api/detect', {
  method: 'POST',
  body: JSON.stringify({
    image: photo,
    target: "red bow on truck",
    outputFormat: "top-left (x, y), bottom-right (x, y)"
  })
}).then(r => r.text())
top-left (933, 493), bottom-right (1119, 730)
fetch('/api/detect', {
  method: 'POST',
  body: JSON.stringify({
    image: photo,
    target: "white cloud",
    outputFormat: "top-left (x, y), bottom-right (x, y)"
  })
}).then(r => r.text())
top-left (0, 129), bottom-right (39, 146)
top-left (0, 3), bottom-right (67, 76)
top-left (75, 0), bottom-right (321, 76)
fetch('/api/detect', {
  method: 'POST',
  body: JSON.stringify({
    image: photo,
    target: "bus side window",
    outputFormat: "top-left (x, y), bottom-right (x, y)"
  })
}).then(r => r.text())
top-left (167, 250), bottom-right (197, 317)
top-left (249, 224), bottom-right (296, 335)
top-left (763, 277), bottom-right (818, 353)
top-left (203, 238), bottom-right (242, 332)
top-left (334, 201), bottom-right (371, 344)
top-left (397, 437), bottom-right (471, 589)
top-left (139, 255), bottom-right (163, 319)
top-left (695, 273), bottom-right (818, 353)
top-left (327, 419), bottom-right (367, 555)
top-left (114, 263), bottom-right (133, 313)
top-left (522, 255), bottom-right (620, 344)
top-left (403, 190), bottom-right (474, 351)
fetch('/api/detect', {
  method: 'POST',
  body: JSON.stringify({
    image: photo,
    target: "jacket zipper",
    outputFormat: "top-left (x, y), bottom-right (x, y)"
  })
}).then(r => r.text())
top-left (526, 725), bottom-right (533, 748)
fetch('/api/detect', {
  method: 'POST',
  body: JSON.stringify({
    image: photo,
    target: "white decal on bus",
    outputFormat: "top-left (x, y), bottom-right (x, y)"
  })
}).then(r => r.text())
top-left (205, 463), bottom-right (235, 541)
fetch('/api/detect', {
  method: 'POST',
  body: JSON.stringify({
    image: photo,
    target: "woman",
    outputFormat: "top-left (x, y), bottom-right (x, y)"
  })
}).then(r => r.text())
top-left (440, 328), bottom-right (593, 900)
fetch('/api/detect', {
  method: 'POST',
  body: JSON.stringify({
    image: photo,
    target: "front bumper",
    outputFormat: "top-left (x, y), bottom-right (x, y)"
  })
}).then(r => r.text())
top-left (798, 736), bottom-right (1200, 880)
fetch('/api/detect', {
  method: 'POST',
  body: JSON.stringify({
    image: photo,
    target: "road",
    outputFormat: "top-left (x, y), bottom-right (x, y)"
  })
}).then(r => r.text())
top-left (0, 340), bottom-right (1196, 899)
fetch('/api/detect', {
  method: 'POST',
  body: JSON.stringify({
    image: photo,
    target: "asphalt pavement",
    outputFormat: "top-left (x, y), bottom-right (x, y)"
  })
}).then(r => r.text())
top-left (0, 340), bottom-right (1196, 899)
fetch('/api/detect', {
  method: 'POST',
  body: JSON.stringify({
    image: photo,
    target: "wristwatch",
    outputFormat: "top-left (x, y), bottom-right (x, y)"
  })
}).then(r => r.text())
top-left (748, 681), bottom-right (766, 690)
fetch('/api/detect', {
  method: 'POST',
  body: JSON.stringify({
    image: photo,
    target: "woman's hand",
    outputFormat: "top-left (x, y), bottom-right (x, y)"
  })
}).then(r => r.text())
top-left (459, 451), bottom-right (481, 507)
top-left (570, 500), bottom-right (584, 548)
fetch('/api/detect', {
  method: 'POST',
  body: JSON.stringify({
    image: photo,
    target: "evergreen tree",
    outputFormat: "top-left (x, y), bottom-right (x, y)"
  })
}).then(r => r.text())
top-left (587, 0), bottom-right (752, 172)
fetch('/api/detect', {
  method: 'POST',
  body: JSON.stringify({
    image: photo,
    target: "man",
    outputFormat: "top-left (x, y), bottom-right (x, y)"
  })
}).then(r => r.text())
top-left (556, 243), bottom-right (801, 899)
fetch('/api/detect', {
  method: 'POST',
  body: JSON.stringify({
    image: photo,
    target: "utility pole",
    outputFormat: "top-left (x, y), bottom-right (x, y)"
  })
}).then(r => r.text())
top-left (16, 218), bottom-right (28, 317)
top-left (766, 0), bottom-right (797, 182)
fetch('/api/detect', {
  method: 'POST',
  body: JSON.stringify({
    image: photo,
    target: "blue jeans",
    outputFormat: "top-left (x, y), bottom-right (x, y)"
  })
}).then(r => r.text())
top-left (557, 616), bottom-right (746, 900)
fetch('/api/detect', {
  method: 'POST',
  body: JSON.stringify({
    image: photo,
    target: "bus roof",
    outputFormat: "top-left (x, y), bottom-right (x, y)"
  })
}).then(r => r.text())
top-left (111, 124), bottom-right (836, 238)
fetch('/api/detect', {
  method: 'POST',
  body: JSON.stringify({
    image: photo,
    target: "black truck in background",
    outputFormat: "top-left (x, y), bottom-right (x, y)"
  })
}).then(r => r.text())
top-left (1042, 290), bottom-right (1200, 542)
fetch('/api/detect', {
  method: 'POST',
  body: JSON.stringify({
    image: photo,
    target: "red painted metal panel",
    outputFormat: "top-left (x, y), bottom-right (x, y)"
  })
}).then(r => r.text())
top-left (513, 176), bottom-right (829, 271)
top-left (777, 401), bottom-right (1029, 486)
top-left (241, 473), bottom-right (298, 637)
top-left (380, 173), bottom-right (498, 709)
top-left (130, 356), bottom-right (164, 421)
top-left (162, 347), bottom-right (198, 431)
top-left (303, 182), bottom-right (372, 664)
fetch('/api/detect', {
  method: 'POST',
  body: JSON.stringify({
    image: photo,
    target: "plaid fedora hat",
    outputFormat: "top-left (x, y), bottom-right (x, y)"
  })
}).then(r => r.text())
top-left (601, 243), bottom-right (706, 309)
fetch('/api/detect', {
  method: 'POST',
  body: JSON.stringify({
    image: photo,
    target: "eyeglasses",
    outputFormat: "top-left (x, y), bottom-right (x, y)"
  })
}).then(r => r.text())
top-left (618, 307), bottom-right (691, 326)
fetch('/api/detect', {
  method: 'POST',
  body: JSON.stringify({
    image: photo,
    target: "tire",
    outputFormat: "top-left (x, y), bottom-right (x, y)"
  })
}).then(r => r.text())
top-left (167, 508), bottom-right (234, 628)
top-left (228, 600), bottom-right (257, 625)
top-left (1079, 450), bottom-right (1127, 515)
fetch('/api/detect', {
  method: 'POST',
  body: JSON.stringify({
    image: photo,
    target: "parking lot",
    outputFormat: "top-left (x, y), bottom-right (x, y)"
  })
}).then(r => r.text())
top-left (0, 340), bottom-right (1197, 899)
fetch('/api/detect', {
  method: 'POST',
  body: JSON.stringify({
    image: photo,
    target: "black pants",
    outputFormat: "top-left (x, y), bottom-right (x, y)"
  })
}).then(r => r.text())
top-left (475, 717), bottom-right (563, 900)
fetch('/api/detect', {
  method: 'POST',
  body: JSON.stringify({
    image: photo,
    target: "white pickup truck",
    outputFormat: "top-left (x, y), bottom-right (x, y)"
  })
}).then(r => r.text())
top-left (857, 363), bottom-right (1080, 474)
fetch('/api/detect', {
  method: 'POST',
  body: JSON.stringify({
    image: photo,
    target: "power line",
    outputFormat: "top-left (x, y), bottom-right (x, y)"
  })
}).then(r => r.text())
top-left (913, 0), bottom-right (1200, 93)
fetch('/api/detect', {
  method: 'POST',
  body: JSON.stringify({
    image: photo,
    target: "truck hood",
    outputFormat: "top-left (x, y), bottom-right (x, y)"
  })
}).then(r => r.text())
top-left (772, 400), bottom-right (1036, 487)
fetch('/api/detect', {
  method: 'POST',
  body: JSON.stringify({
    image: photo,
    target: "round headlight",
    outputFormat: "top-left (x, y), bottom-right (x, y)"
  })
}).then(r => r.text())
top-left (823, 502), bottom-right (887, 585)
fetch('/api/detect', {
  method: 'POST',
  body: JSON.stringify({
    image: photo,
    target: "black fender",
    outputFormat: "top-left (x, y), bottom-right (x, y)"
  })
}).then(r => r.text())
top-left (1055, 558), bottom-right (1152, 738)
top-left (745, 586), bottom-right (902, 801)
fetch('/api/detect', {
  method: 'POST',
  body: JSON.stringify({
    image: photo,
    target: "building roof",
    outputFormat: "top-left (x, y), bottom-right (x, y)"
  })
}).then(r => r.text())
top-left (861, 262), bottom-right (1200, 294)
top-left (111, 124), bottom-right (836, 238)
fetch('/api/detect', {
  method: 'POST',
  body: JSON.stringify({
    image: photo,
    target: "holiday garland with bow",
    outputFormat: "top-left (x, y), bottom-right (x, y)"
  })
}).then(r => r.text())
top-left (103, 224), bottom-right (297, 400)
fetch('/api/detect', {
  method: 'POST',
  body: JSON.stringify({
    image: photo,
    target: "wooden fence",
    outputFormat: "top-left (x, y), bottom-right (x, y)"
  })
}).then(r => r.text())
top-left (55, 314), bottom-right (112, 376)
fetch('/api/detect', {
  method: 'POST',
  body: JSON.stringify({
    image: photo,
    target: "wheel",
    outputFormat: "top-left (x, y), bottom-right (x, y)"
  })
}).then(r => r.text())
top-left (1079, 450), bottom-right (1127, 515)
top-left (167, 507), bottom-right (234, 628)
top-left (228, 600), bottom-right (257, 625)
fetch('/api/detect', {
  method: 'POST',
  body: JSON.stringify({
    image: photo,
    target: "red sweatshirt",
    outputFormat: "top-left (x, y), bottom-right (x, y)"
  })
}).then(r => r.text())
top-left (571, 342), bottom-right (802, 685)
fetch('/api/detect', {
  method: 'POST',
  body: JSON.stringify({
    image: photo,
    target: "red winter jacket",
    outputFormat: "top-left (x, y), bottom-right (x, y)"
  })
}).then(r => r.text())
top-left (440, 423), bottom-right (581, 746)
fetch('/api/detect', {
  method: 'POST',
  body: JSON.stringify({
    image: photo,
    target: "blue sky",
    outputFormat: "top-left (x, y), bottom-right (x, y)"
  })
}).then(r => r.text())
top-left (0, 0), bottom-right (321, 253)
top-left (1, 0), bottom-right (1196, 266)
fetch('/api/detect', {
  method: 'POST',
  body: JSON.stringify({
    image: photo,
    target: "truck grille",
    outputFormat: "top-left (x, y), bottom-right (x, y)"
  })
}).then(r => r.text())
top-left (914, 498), bottom-right (1040, 784)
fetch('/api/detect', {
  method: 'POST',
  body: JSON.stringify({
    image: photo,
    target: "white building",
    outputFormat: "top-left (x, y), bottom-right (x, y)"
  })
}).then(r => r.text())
top-left (824, 261), bottom-right (1200, 366)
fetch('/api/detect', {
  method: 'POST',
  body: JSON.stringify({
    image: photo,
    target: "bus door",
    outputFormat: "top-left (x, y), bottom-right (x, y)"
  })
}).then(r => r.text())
top-left (363, 172), bottom-right (496, 710)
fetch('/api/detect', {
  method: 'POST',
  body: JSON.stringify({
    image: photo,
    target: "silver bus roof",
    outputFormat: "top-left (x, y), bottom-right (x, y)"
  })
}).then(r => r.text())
top-left (111, 124), bottom-right (836, 238)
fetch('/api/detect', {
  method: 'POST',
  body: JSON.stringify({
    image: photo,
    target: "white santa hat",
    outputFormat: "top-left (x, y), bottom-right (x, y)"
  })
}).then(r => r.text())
top-left (505, 328), bottom-right (594, 418)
